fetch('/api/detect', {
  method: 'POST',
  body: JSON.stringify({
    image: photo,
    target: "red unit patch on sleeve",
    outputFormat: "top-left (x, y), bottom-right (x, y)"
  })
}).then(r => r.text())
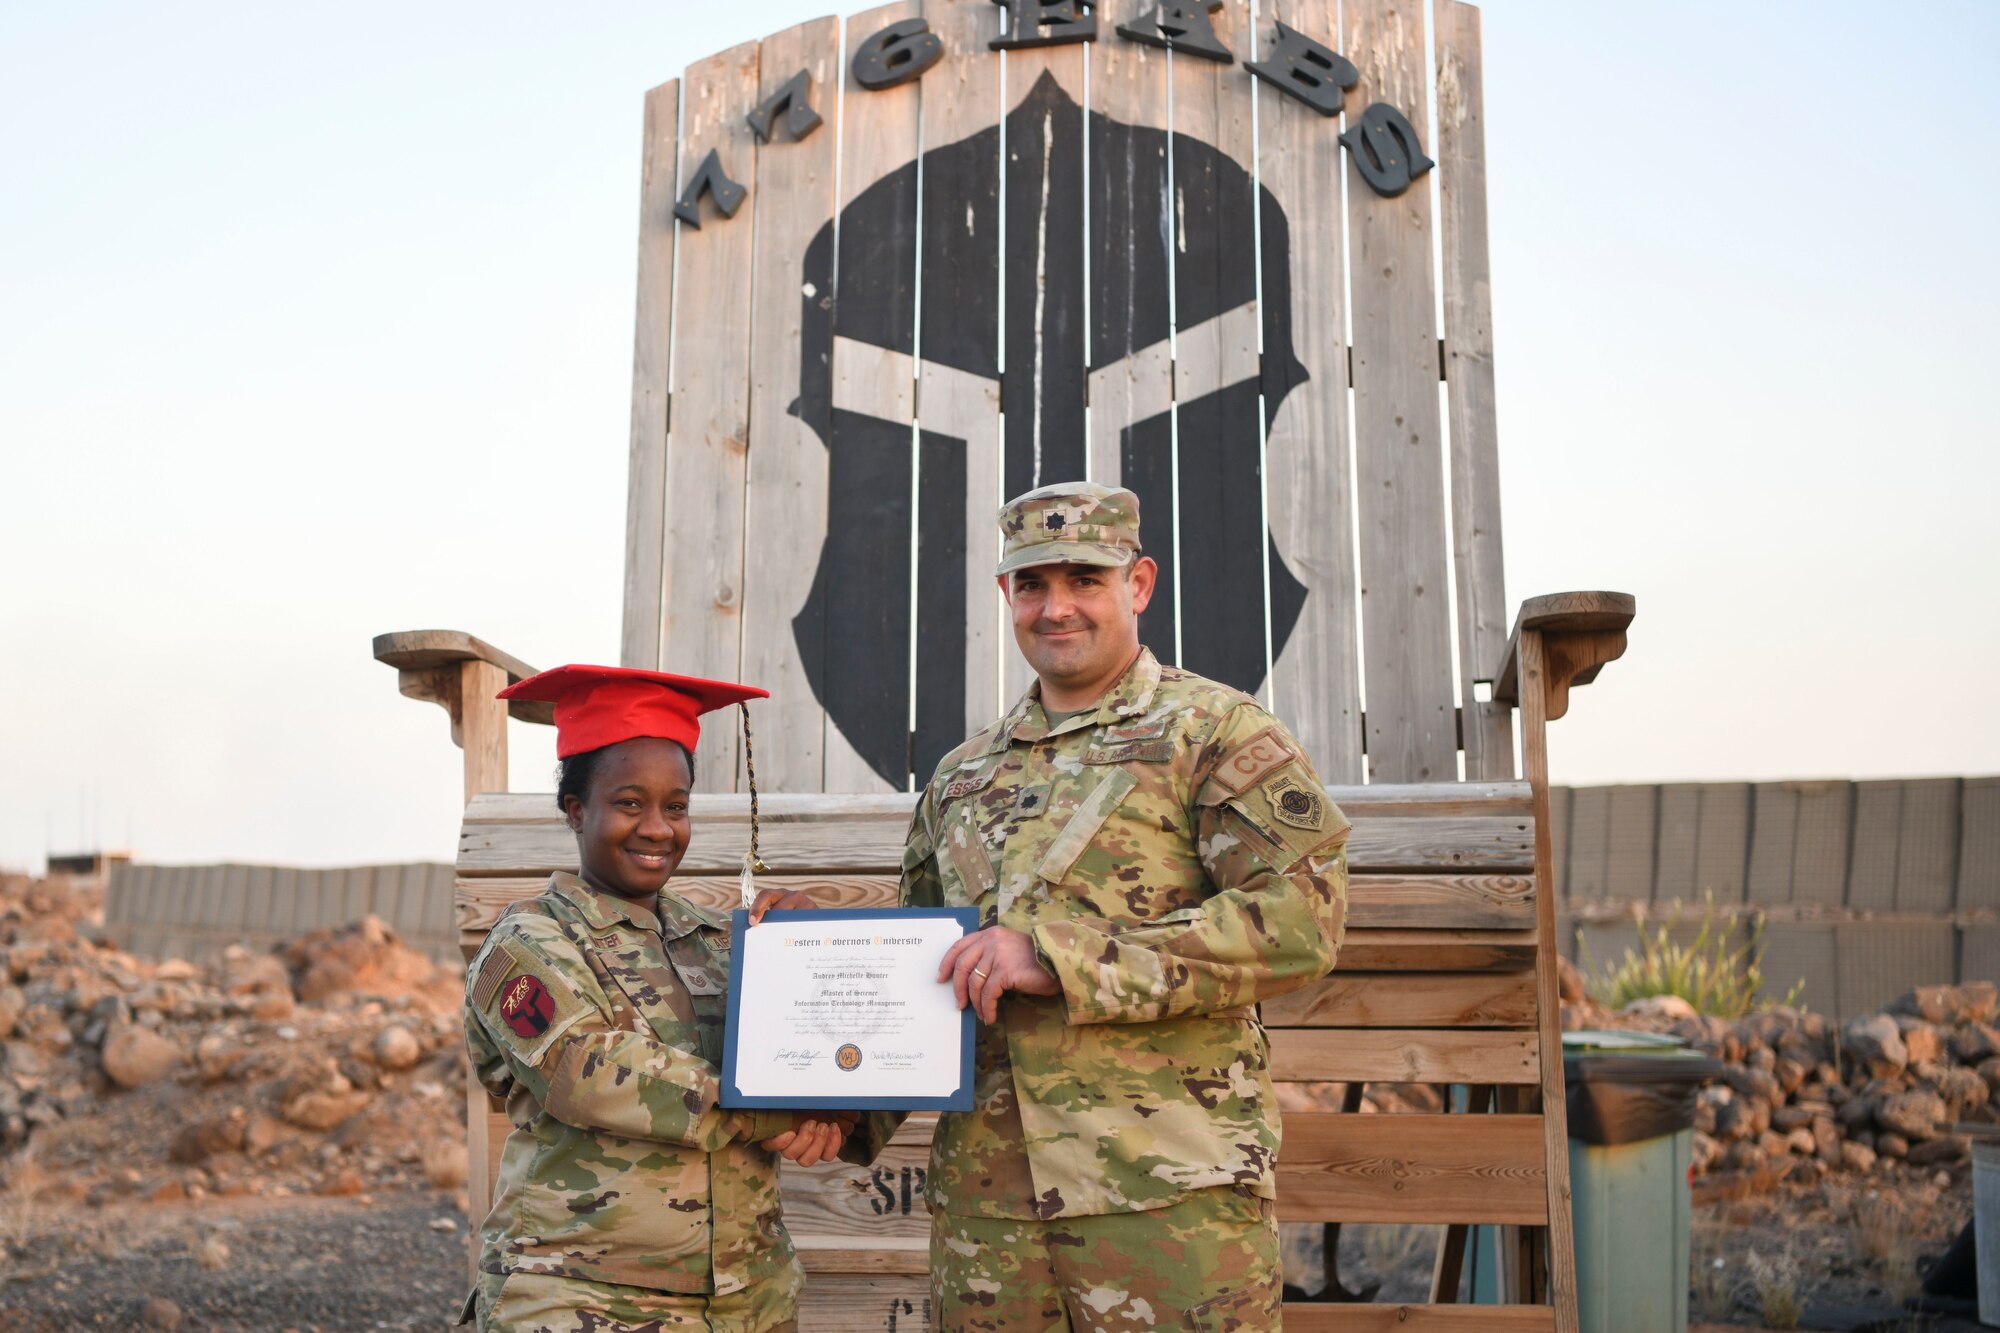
top-left (499, 974), bottom-right (556, 1039)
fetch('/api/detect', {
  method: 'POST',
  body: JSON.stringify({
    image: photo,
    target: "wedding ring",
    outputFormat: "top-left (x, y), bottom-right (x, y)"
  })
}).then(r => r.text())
top-left (972, 968), bottom-right (990, 978)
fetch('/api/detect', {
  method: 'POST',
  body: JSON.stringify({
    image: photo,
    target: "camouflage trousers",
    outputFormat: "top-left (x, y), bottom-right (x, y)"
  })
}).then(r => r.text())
top-left (928, 1187), bottom-right (1280, 1331)
top-left (472, 1267), bottom-right (801, 1333)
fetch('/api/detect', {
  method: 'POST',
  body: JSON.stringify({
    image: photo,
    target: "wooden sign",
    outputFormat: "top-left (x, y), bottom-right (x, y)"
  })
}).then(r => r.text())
top-left (624, 0), bottom-right (1510, 796)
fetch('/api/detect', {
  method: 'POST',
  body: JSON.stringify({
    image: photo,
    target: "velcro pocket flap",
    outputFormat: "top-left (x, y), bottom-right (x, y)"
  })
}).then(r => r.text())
top-left (1036, 768), bottom-right (1139, 885)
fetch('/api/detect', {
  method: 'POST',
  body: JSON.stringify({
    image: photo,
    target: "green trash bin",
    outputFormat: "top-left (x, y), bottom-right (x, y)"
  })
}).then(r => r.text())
top-left (1466, 1030), bottom-right (1722, 1333)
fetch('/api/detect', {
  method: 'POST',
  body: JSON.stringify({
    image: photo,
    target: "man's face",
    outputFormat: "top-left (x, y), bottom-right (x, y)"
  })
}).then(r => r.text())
top-left (1001, 558), bottom-right (1157, 692)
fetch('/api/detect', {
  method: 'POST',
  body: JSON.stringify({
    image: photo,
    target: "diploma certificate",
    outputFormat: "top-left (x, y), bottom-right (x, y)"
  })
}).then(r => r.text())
top-left (720, 907), bottom-right (978, 1111)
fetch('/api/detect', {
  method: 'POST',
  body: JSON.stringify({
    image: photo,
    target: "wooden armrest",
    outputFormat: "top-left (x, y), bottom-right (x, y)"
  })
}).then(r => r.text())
top-left (1492, 592), bottom-right (1635, 721)
top-left (372, 630), bottom-right (555, 726)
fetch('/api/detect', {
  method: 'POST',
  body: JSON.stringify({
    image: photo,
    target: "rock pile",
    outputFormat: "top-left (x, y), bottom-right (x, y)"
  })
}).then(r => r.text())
top-left (1598, 979), bottom-right (2000, 1193)
top-left (0, 873), bottom-right (467, 1206)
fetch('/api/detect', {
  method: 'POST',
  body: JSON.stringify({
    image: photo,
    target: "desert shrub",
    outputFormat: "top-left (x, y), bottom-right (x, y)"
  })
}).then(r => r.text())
top-left (1583, 894), bottom-right (1805, 1018)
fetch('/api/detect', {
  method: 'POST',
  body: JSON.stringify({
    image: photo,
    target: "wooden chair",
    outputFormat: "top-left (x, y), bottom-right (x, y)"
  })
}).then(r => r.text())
top-left (377, 3), bottom-right (1634, 1328)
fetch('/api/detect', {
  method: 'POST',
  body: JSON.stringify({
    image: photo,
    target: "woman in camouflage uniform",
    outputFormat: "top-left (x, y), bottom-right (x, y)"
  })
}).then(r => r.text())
top-left (461, 665), bottom-right (851, 1332)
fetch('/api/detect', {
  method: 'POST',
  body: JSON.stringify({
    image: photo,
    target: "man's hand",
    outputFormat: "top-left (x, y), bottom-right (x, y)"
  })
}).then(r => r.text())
top-left (760, 1110), bottom-right (859, 1167)
top-left (937, 926), bottom-right (1060, 1022)
top-left (749, 886), bottom-right (817, 925)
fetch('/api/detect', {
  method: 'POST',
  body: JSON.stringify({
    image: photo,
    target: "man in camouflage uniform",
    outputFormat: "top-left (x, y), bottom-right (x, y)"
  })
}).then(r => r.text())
top-left (465, 870), bottom-right (828, 1331)
top-left (886, 481), bottom-right (1351, 1330)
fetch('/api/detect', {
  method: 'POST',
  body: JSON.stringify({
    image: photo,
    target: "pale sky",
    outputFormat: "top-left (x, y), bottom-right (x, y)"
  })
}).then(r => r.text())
top-left (3, 2), bottom-right (1995, 871)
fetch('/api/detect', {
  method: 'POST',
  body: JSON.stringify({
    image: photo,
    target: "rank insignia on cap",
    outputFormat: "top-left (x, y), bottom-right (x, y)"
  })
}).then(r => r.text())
top-left (1261, 775), bottom-right (1326, 832)
top-left (1044, 511), bottom-right (1067, 530)
top-left (500, 974), bottom-right (556, 1038)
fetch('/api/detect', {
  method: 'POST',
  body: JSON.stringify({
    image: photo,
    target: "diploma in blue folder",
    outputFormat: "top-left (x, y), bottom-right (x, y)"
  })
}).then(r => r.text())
top-left (720, 907), bottom-right (979, 1111)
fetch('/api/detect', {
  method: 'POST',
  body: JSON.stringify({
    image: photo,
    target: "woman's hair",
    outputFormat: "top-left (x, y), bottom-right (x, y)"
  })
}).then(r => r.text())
top-left (554, 740), bottom-right (697, 813)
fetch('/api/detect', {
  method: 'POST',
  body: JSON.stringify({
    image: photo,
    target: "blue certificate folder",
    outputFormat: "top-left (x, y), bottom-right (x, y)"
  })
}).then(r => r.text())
top-left (720, 907), bottom-right (979, 1111)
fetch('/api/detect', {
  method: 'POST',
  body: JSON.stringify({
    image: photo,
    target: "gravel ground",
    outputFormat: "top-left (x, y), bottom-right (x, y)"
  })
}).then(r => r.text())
top-left (0, 1193), bottom-right (469, 1332)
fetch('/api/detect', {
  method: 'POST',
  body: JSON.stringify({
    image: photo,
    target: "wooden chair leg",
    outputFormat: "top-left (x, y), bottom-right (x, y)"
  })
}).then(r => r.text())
top-left (1430, 1225), bottom-right (1470, 1303)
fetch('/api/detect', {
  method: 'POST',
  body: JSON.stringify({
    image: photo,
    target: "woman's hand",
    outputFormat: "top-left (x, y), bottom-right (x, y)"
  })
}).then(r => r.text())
top-left (760, 1110), bottom-right (859, 1166)
top-left (748, 886), bottom-right (818, 925)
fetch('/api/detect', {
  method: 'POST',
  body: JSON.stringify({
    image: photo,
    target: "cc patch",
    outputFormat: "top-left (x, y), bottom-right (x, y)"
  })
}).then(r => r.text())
top-left (499, 973), bottom-right (556, 1038)
top-left (1262, 775), bottom-right (1327, 832)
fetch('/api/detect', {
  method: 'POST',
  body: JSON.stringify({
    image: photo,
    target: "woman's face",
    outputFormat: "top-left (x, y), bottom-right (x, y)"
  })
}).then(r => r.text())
top-left (561, 737), bottom-right (693, 900)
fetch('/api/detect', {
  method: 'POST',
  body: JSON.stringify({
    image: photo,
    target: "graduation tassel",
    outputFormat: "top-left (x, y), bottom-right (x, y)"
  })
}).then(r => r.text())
top-left (738, 701), bottom-right (768, 912)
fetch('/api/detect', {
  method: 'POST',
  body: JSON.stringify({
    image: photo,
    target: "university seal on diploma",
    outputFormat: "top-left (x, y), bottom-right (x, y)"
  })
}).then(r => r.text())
top-left (720, 907), bottom-right (978, 1111)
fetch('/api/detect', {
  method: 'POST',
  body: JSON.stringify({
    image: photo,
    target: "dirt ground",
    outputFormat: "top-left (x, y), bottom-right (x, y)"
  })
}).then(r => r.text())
top-left (1, 1179), bottom-right (1975, 1331)
top-left (0, 1194), bottom-right (469, 1332)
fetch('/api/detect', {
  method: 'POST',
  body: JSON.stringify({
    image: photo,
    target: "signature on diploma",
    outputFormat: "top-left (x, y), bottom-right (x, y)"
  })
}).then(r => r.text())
top-left (773, 1048), bottom-right (824, 1062)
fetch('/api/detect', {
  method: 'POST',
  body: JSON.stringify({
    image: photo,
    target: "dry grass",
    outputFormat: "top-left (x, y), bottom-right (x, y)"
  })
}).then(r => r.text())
top-left (1851, 1195), bottom-right (1924, 1304)
top-left (0, 1148), bottom-right (43, 1253)
top-left (191, 1227), bottom-right (231, 1271)
top-left (1689, 1231), bottom-right (1735, 1323)
top-left (1743, 1247), bottom-right (1807, 1330)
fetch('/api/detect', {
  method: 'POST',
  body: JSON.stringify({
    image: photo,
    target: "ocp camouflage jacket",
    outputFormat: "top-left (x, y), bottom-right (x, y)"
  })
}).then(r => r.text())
top-left (464, 874), bottom-right (802, 1295)
top-left (881, 648), bottom-right (1350, 1220)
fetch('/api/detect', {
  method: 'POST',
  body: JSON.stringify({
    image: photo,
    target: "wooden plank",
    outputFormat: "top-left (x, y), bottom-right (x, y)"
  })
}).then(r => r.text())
top-left (1166, 0), bottom-right (1271, 702)
top-left (1846, 780), bottom-right (1902, 910)
top-left (1435, 0), bottom-right (1512, 782)
top-left (793, 1237), bottom-right (928, 1276)
top-left (1345, 0), bottom-right (1455, 783)
top-left (1286, 1306), bottom-right (1554, 1332)
top-left (1277, 1113), bottom-right (1548, 1225)
top-left (457, 811), bottom-right (1533, 877)
top-left (1563, 786), bottom-right (1610, 899)
top-left (1084, 23), bottom-right (1170, 491)
top-left (664, 39), bottom-right (762, 790)
top-left (786, 1273), bottom-right (929, 1327)
top-left (1260, 0), bottom-right (1362, 783)
top-left (621, 79), bottom-right (679, 669)
top-left (994, 14), bottom-right (1089, 707)
top-left (1693, 782), bottom-right (1750, 903)
top-left (1514, 629), bottom-right (1582, 1330)
top-left (1652, 784), bottom-right (1701, 903)
top-left (782, 1142), bottom-right (929, 1240)
top-left (1790, 781), bottom-right (1852, 908)
top-left (1961, 777), bottom-right (2000, 911)
top-left (820, 0), bottom-right (923, 794)
top-left (1271, 1029), bottom-right (1538, 1084)
top-left (1602, 784), bottom-right (1657, 902)
top-left (1262, 969), bottom-right (1538, 1028)
top-left (1346, 873), bottom-right (1534, 928)
top-left (458, 782), bottom-right (1529, 826)
top-left (916, 0), bottom-right (1005, 771)
top-left (1746, 782), bottom-right (1799, 906)
top-left (1546, 783), bottom-right (1570, 900)
top-left (1896, 777), bottom-right (1961, 911)
top-left (740, 19), bottom-right (843, 793)
top-left (459, 872), bottom-right (1529, 935)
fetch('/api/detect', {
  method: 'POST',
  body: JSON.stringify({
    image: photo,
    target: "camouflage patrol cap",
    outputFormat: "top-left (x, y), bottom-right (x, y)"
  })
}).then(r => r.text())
top-left (995, 481), bottom-right (1142, 576)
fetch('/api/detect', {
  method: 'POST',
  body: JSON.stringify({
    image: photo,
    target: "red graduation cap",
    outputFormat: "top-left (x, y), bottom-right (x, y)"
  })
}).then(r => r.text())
top-left (497, 664), bottom-right (768, 759)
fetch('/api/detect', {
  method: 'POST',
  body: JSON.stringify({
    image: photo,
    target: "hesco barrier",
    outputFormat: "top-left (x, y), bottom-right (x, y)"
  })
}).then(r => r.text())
top-left (100, 775), bottom-right (1998, 1012)
top-left (103, 862), bottom-right (456, 964)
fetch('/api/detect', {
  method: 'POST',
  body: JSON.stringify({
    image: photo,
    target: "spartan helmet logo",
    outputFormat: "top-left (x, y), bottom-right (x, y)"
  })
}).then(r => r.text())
top-left (791, 72), bottom-right (1308, 787)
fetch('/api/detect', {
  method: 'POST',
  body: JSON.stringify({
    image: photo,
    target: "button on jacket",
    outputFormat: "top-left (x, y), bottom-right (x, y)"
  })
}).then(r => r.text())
top-left (464, 874), bottom-right (800, 1295)
top-left (889, 648), bottom-right (1350, 1220)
